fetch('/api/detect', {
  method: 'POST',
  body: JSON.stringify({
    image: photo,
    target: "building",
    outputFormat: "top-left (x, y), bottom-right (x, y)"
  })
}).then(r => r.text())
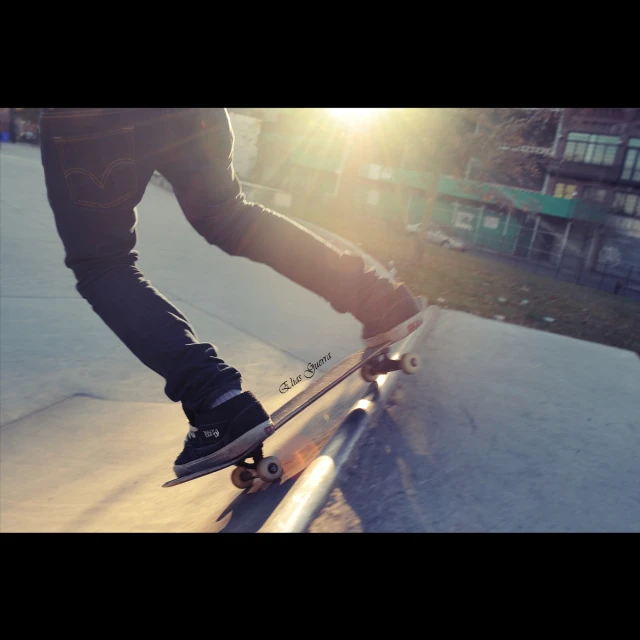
top-left (545, 108), bottom-right (640, 272)
top-left (226, 108), bottom-right (639, 284)
top-left (225, 108), bottom-right (295, 212)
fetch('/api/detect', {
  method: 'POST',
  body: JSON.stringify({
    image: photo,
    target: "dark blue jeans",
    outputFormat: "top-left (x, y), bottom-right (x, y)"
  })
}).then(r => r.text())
top-left (39, 108), bottom-right (372, 412)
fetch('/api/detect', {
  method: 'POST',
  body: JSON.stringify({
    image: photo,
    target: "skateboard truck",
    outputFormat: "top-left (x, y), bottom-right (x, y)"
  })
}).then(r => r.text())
top-left (360, 347), bottom-right (421, 383)
top-left (229, 444), bottom-right (283, 489)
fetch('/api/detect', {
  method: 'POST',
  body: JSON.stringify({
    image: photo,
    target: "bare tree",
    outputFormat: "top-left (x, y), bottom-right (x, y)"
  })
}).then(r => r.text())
top-left (396, 108), bottom-right (560, 261)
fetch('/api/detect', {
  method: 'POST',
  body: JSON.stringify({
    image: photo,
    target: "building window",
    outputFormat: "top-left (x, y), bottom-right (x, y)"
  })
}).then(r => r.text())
top-left (563, 132), bottom-right (621, 166)
top-left (621, 138), bottom-right (640, 182)
top-left (583, 187), bottom-right (607, 202)
top-left (612, 192), bottom-right (640, 217)
top-left (554, 182), bottom-right (577, 199)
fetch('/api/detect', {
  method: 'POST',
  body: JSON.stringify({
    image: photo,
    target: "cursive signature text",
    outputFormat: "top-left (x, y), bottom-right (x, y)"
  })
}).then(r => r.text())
top-left (279, 352), bottom-right (332, 393)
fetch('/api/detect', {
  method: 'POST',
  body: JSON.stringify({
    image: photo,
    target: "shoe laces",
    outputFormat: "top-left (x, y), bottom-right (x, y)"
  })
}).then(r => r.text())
top-left (185, 424), bottom-right (198, 441)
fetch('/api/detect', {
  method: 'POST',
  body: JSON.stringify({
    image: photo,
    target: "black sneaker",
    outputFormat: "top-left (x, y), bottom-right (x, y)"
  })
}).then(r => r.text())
top-left (325, 253), bottom-right (426, 348)
top-left (173, 391), bottom-right (274, 478)
top-left (355, 283), bottom-right (427, 348)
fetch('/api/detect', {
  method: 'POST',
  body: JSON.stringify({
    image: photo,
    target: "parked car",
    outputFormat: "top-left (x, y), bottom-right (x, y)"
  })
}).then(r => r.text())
top-left (19, 130), bottom-right (40, 145)
top-left (405, 222), bottom-right (468, 251)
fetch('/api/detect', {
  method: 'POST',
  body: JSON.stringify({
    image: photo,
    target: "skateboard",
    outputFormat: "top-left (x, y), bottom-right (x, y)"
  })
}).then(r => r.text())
top-left (162, 334), bottom-right (422, 490)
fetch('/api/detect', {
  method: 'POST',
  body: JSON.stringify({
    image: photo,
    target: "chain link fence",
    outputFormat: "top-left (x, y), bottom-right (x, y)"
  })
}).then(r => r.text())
top-left (416, 218), bottom-right (640, 300)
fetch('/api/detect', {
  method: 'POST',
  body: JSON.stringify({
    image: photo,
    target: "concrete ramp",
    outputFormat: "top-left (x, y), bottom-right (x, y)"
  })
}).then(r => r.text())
top-left (1, 361), bottom-right (369, 533)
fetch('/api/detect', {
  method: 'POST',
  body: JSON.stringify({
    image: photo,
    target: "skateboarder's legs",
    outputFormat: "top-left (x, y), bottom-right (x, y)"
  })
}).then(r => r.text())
top-left (39, 108), bottom-right (242, 414)
top-left (40, 108), bottom-right (423, 477)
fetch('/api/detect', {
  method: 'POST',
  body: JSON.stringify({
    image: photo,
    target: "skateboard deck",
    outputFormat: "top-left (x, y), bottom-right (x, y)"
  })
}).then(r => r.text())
top-left (162, 330), bottom-right (422, 489)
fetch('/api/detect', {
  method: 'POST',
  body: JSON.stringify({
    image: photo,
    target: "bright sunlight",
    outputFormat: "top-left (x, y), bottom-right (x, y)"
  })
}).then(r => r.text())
top-left (327, 108), bottom-right (386, 123)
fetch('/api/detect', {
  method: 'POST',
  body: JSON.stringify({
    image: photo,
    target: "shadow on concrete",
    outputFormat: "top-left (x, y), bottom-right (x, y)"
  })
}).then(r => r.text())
top-left (322, 402), bottom-right (442, 533)
top-left (213, 474), bottom-right (303, 533)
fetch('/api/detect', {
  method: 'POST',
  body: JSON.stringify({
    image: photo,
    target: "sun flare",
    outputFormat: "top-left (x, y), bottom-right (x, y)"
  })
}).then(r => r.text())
top-left (327, 108), bottom-right (386, 123)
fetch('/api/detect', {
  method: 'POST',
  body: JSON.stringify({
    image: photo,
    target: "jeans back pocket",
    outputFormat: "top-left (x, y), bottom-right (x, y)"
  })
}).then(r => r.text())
top-left (54, 127), bottom-right (138, 209)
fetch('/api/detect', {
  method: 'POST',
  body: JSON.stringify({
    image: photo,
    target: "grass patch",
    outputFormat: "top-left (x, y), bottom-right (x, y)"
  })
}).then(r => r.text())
top-left (297, 211), bottom-right (640, 355)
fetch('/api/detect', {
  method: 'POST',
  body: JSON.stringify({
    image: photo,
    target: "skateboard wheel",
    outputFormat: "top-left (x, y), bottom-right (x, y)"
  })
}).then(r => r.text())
top-left (256, 456), bottom-right (283, 483)
top-left (361, 363), bottom-right (378, 383)
top-left (231, 467), bottom-right (256, 489)
top-left (400, 352), bottom-right (421, 374)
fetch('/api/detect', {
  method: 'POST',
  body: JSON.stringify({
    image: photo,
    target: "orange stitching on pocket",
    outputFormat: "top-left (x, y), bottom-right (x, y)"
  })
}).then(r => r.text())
top-left (54, 127), bottom-right (138, 209)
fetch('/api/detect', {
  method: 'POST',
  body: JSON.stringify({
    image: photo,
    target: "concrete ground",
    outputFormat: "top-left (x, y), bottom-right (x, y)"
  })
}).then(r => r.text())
top-left (309, 308), bottom-right (640, 532)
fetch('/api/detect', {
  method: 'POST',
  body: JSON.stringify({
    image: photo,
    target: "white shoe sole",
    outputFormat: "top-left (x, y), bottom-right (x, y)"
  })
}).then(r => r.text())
top-left (173, 418), bottom-right (274, 477)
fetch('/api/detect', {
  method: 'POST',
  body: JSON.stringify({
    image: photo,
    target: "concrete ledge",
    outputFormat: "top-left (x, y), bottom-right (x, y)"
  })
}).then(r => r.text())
top-left (258, 304), bottom-right (441, 533)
